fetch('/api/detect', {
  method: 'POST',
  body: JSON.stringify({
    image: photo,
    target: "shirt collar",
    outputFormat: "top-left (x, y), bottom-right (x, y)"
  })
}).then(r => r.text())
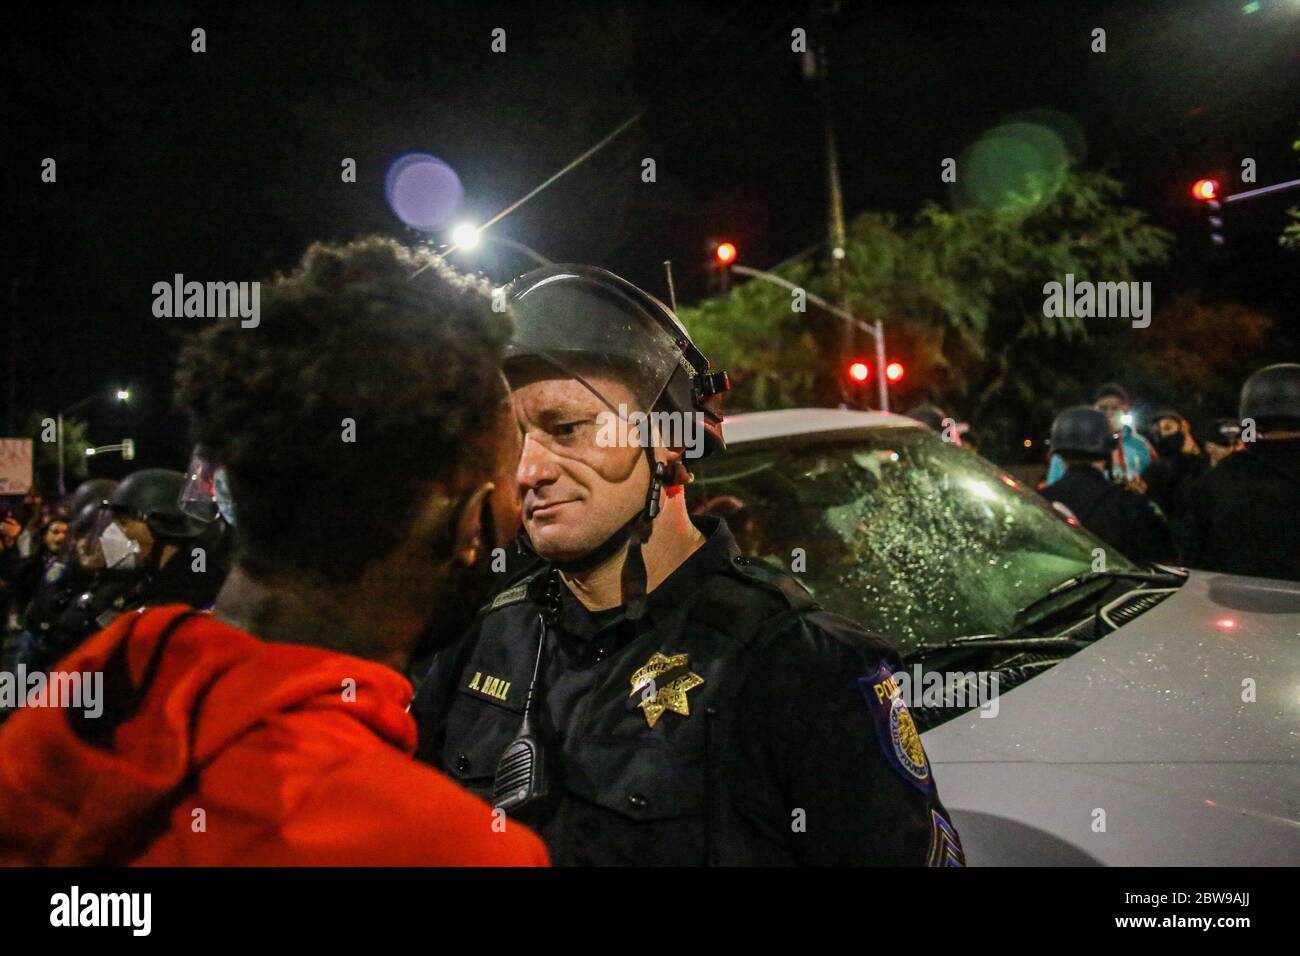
top-left (555, 515), bottom-right (739, 640)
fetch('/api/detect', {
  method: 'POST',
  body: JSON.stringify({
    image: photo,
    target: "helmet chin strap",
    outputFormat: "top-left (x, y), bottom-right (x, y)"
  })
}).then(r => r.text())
top-left (549, 445), bottom-right (666, 621)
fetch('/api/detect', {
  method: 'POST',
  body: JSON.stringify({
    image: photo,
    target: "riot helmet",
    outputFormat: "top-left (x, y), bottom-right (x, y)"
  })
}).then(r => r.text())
top-left (1051, 406), bottom-right (1118, 460)
top-left (88, 468), bottom-right (207, 570)
top-left (1239, 363), bottom-right (1300, 432)
top-left (503, 264), bottom-right (729, 618)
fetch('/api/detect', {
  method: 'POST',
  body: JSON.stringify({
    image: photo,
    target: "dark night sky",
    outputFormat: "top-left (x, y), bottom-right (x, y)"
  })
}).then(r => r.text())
top-left (5, 0), bottom-right (1299, 479)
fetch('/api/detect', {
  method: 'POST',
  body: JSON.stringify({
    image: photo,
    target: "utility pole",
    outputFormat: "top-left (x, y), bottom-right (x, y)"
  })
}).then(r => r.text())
top-left (811, 2), bottom-right (853, 402)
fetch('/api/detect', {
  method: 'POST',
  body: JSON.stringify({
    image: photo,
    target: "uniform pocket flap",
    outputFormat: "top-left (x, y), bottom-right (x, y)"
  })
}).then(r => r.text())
top-left (567, 735), bottom-right (705, 822)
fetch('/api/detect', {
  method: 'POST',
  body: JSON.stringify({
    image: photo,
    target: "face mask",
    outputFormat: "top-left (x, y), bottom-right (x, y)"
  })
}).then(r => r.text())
top-left (1154, 433), bottom-right (1184, 458)
top-left (213, 467), bottom-right (238, 527)
top-left (99, 521), bottom-right (141, 570)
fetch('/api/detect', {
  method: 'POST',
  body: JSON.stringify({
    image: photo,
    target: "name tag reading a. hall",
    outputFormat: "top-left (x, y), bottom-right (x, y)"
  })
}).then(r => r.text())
top-left (466, 671), bottom-right (513, 703)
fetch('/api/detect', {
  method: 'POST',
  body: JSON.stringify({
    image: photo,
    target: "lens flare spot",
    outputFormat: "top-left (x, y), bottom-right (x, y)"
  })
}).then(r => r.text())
top-left (385, 153), bottom-right (464, 231)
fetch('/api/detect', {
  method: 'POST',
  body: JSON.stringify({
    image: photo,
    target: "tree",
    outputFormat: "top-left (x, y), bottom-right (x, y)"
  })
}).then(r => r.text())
top-left (679, 259), bottom-right (828, 410)
top-left (1093, 293), bottom-right (1275, 415)
top-left (16, 411), bottom-right (90, 495)
top-left (678, 170), bottom-right (1174, 460)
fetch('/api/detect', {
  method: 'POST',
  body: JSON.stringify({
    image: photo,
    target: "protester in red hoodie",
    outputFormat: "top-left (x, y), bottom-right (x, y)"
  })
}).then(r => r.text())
top-left (0, 237), bottom-right (547, 867)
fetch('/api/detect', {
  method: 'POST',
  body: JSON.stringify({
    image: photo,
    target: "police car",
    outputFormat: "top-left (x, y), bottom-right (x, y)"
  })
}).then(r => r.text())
top-left (686, 408), bottom-right (1300, 866)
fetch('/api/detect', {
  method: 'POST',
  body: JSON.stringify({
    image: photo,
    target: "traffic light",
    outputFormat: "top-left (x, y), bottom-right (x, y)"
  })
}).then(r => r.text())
top-left (845, 360), bottom-right (871, 409)
top-left (712, 241), bottom-right (738, 293)
top-left (885, 361), bottom-right (904, 383)
top-left (1192, 177), bottom-right (1225, 246)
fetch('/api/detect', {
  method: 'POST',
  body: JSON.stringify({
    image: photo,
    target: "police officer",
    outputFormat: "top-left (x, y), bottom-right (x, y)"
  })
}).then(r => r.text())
top-left (1178, 363), bottom-right (1300, 580)
top-left (27, 468), bottom-right (227, 670)
top-left (1042, 406), bottom-right (1172, 564)
top-left (1046, 384), bottom-right (1155, 487)
top-left (64, 478), bottom-right (118, 521)
top-left (412, 265), bottom-right (964, 866)
top-left (1195, 416), bottom-right (1244, 467)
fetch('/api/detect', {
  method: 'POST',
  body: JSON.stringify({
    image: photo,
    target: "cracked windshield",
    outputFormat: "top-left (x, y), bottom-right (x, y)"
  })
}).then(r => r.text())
top-left (688, 427), bottom-right (1136, 650)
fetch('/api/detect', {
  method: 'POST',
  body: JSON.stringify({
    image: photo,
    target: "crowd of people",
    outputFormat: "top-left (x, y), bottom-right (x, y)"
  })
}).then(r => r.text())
top-left (0, 471), bottom-right (232, 690)
top-left (1035, 376), bottom-right (1300, 581)
top-left (0, 233), bottom-right (1294, 867)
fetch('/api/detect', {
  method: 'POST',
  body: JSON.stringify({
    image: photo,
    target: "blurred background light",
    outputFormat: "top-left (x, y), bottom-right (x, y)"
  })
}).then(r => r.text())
top-left (385, 153), bottom-right (464, 231)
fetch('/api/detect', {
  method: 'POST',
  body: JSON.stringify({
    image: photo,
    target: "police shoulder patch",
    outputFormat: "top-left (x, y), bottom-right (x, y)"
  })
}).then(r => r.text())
top-left (857, 662), bottom-right (933, 795)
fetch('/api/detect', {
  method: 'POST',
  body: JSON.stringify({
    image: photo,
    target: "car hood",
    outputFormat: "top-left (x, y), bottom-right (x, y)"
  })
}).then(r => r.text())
top-left (922, 570), bottom-right (1300, 864)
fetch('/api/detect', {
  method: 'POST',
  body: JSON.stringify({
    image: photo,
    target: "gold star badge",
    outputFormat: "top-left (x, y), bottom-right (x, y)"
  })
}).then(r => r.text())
top-left (629, 652), bottom-right (704, 728)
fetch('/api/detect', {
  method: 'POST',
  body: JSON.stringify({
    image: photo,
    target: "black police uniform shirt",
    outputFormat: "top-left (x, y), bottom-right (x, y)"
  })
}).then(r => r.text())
top-left (1042, 465), bottom-right (1173, 565)
top-left (1142, 449), bottom-right (1209, 522)
top-left (411, 516), bottom-right (964, 866)
top-left (1176, 438), bottom-right (1300, 581)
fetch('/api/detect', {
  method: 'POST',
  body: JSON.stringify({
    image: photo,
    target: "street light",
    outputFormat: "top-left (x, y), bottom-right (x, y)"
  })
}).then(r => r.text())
top-left (85, 438), bottom-right (135, 461)
top-left (58, 387), bottom-right (131, 496)
top-left (451, 222), bottom-right (481, 250)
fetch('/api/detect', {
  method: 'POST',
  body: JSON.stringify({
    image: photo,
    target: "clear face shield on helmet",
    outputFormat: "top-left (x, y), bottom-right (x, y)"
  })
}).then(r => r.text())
top-left (507, 272), bottom-right (688, 468)
top-left (69, 500), bottom-right (107, 569)
top-left (180, 445), bottom-right (237, 527)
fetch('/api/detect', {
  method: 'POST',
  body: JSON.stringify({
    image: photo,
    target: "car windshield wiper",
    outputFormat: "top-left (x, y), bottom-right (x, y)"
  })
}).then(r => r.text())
top-left (903, 633), bottom-right (1091, 661)
top-left (1010, 568), bottom-right (1185, 630)
top-left (903, 568), bottom-right (1186, 662)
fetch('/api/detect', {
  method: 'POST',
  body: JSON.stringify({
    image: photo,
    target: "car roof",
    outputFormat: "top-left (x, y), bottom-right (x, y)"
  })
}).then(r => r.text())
top-left (721, 407), bottom-right (924, 445)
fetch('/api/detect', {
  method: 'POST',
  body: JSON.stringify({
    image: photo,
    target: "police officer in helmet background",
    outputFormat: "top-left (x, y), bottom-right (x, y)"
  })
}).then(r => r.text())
top-left (1178, 363), bottom-right (1300, 581)
top-left (26, 469), bottom-right (228, 672)
top-left (412, 264), bottom-right (964, 866)
top-left (1042, 406), bottom-right (1173, 565)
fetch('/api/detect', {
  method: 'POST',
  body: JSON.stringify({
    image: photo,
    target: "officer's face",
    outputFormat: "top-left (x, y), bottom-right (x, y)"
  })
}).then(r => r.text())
top-left (76, 532), bottom-right (105, 569)
top-left (116, 516), bottom-right (156, 561)
top-left (512, 372), bottom-right (649, 562)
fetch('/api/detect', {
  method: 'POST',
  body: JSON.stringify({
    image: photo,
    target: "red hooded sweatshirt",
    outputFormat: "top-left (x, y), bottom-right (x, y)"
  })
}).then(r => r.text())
top-left (0, 605), bottom-right (548, 866)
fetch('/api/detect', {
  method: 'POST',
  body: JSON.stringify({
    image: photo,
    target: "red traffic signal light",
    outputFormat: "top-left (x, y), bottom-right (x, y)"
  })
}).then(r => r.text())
top-left (885, 361), bottom-right (904, 383)
top-left (715, 241), bottom-right (737, 266)
top-left (848, 361), bottom-right (870, 383)
top-left (1192, 178), bottom-right (1219, 202)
